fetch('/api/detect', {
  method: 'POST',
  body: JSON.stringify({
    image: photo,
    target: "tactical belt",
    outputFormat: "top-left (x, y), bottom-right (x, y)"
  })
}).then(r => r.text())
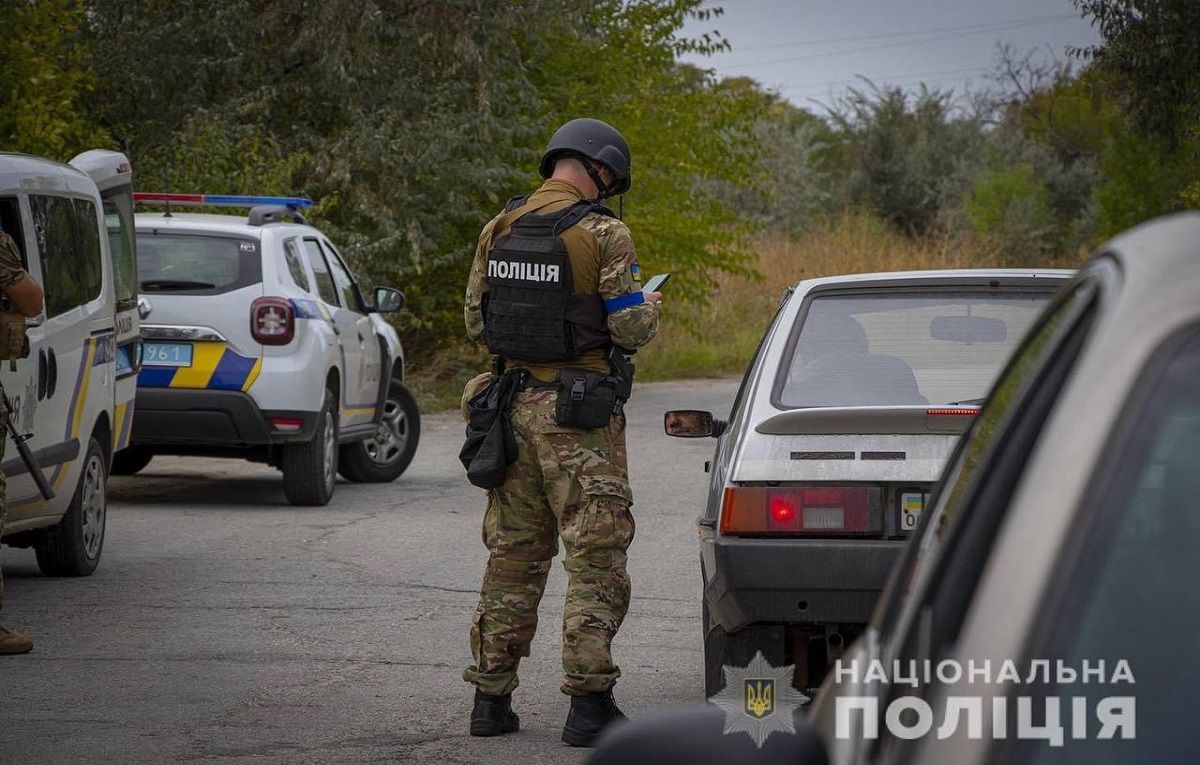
top-left (516, 374), bottom-right (560, 392)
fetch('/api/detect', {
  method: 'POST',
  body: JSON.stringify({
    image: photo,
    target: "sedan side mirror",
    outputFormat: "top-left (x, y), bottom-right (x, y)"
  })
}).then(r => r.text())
top-left (372, 287), bottom-right (405, 313)
top-left (591, 705), bottom-right (830, 765)
top-left (665, 410), bottom-right (727, 438)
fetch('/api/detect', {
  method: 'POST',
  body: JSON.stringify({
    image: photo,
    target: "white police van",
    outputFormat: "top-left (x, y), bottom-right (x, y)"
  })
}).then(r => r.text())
top-left (0, 150), bottom-right (140, 576)
top-left (122, 194), bottom-right (418, 506)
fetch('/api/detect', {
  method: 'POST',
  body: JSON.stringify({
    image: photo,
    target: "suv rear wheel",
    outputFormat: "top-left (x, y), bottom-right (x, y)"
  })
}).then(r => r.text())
top-left (110, 446), bottom-right (153, 476)
top-left (35, 436), bottom-right (107, 577)
top-left (281, 390), bottom-right (337, 506)
top-left (339, 379), bottom-right (420, 483)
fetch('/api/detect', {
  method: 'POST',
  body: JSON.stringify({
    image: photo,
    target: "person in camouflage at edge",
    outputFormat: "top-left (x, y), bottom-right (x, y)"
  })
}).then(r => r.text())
top-left (0, 226), bottom-right (46, 656)
top-left (461, 119), bottom-right (661, 747)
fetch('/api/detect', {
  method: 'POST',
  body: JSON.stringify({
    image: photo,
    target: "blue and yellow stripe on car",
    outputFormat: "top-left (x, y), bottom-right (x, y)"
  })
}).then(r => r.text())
top-left (113, 401), bottom-right (134, 452)
top-left (138, 342), bottom-right (263, 393)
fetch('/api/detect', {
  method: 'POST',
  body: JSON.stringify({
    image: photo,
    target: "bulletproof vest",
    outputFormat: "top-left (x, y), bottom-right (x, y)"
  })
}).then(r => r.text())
top-left (482, 198), bottom-right (612, 363)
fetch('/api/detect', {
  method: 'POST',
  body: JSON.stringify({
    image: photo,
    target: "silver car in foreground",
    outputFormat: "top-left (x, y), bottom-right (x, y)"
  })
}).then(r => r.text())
top-left (595, 213), bottom-right (1200, 763)
top-left (666, 269), bottom-right (1072, 695)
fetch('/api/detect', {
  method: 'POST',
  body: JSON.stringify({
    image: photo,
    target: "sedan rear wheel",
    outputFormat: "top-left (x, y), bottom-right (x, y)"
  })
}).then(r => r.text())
top-left (702, 600), bottom-right (788, 698)
top-left (110, 446), bottom-right (153, 476)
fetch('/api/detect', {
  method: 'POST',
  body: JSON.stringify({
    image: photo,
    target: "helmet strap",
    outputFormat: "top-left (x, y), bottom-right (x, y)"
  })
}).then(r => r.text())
top-left (583, 161), bottom-right (612, 200)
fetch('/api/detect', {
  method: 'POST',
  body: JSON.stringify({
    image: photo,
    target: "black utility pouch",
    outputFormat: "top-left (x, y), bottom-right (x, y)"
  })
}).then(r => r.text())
top-left (459, 369), bottom-right (522, 489)
top-left (554, 369), bottom-right (618, 429)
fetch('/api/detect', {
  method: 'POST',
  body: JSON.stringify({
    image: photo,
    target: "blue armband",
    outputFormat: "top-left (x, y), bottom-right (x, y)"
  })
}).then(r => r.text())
top-left (603, 291), bottom-right (645, 313)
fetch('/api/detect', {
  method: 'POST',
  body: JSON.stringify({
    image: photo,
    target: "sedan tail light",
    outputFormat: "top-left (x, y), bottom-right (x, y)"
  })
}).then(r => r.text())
top-left (720, 485), bottom-right (883, 536)
top-left (251, 297), bottom-right (295, 345)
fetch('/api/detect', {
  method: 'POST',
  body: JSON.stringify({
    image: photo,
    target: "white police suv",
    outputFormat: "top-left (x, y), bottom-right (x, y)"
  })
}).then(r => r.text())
top-left (120, 194), bottom-right (418, 506)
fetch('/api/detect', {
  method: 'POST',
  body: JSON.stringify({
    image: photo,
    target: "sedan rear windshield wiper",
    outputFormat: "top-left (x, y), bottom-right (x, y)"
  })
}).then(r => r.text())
top-left (946, 397), bottom-right (986, 406)
top-left (141, 279), bottom-right (217, 291)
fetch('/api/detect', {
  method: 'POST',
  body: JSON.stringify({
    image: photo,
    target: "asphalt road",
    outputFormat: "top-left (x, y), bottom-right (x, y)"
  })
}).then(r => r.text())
top-left (1, 378), bottom-right (740, 764)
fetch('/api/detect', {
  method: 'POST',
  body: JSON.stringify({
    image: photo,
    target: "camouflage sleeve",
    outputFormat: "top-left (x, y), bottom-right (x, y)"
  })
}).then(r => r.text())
top-left (464, 214), bottom-right (503, 343)
top-left (594, 217), bottom-right (659, 350)
top-left (0, 232), bottom-right (27, 289)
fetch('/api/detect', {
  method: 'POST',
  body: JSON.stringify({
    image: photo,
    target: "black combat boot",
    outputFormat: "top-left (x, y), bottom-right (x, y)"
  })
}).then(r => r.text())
top-left (561, 690), bottom-right (627, 747)
top-left (469, 688), bottom-right (520, 737)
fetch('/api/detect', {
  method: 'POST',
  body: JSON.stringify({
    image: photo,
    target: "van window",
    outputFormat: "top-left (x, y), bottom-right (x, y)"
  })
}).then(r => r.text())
top-left (281, 238), bottom-right (311, 292)
top-left (0, 197), bottom-right (28, 268)
top-left (101, 185), bottom-right (138, 311)
top-left (302, 238), bottom-right (339, 306)
top-left (136, 233), bottom-right (262, 295)
top-left (30, 194), bottom-right (104, 317)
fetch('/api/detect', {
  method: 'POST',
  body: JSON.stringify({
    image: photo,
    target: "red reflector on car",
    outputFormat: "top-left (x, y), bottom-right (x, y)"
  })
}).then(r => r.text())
top-left (270, 417), bottom-right (304, 432)
top-left (770, 498), bottom-right (796, 524)
top-left (721, 485), bottom-right (880, 536)
top-left (926, 408), bottom-right (979, 416)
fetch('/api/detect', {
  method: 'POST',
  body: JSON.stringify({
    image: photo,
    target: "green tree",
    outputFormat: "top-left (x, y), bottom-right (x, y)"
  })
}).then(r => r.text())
top-left (964, 163), bottom-right (1057, 263)
top-left (829, 82), bottom-right (984, 234)
top-left (0, 0), bottom-right (109, 158)
top-left (79, 0), bottom-right (765, 354)
top-left (522, 1), bottom-right (769, 303)
top-left (1073, 0), bottom-right (1200, 149)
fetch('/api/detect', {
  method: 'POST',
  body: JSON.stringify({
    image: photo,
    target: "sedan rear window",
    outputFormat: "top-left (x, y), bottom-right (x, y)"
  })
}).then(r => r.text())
top-left (776, 288), bottom-right (1056, 408)
top-left (136, 233), bottom-right (262, 295)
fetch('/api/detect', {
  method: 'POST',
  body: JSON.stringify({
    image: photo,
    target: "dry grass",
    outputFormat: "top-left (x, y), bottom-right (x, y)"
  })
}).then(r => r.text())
top-left (408, 212), bottom-right (1083, 410)
top-left (636, 212), bottom-right (1078, 382)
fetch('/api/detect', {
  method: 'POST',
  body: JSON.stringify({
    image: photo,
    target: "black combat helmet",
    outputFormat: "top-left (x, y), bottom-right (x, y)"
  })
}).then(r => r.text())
top-left (539, 118), bottom-right (632, 198)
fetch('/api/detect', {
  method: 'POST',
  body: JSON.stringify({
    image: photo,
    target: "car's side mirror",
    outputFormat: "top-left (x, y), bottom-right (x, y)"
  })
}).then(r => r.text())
top-left (372, 287), bottom-right (405, 313)
top-left (665, 409), bottom-right (727, 438)
top-left (591, 705), bottom-right (830, 765)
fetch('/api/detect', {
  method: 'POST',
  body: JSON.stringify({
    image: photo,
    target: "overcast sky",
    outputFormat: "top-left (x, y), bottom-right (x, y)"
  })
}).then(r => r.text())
top-left (679, 0), bottom-right (1101, 108)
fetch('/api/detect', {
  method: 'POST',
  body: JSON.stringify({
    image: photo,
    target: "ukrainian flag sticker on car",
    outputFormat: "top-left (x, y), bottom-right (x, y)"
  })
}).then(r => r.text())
top-left (900, 492), bottom-right (925, 533)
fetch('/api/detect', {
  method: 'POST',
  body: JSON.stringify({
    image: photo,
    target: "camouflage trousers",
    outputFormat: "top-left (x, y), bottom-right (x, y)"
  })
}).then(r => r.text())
top-left (462, 383), bottom-right (635, 697)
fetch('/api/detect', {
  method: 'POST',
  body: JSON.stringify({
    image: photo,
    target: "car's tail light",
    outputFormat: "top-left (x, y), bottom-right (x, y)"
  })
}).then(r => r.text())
top-left (251, 297), bottom-right (295, 345)
top-left (269, 416), bottom-right (304, 432)
top-left (720, 485), bottom-right (882, 536)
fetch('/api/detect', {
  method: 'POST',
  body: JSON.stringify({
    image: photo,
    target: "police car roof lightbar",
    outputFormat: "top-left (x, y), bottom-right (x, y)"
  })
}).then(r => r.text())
top-left (133, 193), bottom-right (314, 209)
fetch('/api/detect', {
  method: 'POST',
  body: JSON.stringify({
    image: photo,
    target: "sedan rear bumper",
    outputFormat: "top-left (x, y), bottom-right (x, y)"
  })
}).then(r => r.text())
top-left (703, 535), bottom-right (905, 632)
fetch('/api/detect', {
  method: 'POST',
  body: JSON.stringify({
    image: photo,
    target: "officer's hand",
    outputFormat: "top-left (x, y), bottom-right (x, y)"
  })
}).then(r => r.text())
top-left (644, 291), bottom-right (662, 305)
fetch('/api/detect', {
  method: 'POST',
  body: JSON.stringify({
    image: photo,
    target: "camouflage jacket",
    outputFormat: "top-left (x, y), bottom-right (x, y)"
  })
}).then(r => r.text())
top-left (464, 179), bottom-right (658, 380)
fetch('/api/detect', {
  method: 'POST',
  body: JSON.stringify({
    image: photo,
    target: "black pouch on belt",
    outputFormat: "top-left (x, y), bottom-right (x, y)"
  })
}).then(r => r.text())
top-left (554, 369), bottom-right (619, 429)
top-left (459, 368), bottom-right (522, 489)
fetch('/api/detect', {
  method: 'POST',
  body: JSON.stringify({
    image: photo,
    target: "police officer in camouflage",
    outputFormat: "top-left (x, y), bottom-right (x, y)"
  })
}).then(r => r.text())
top-left (0, 226), bottom-right (47, 656)
top-left (462, 119), bottom-right (660, 746)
